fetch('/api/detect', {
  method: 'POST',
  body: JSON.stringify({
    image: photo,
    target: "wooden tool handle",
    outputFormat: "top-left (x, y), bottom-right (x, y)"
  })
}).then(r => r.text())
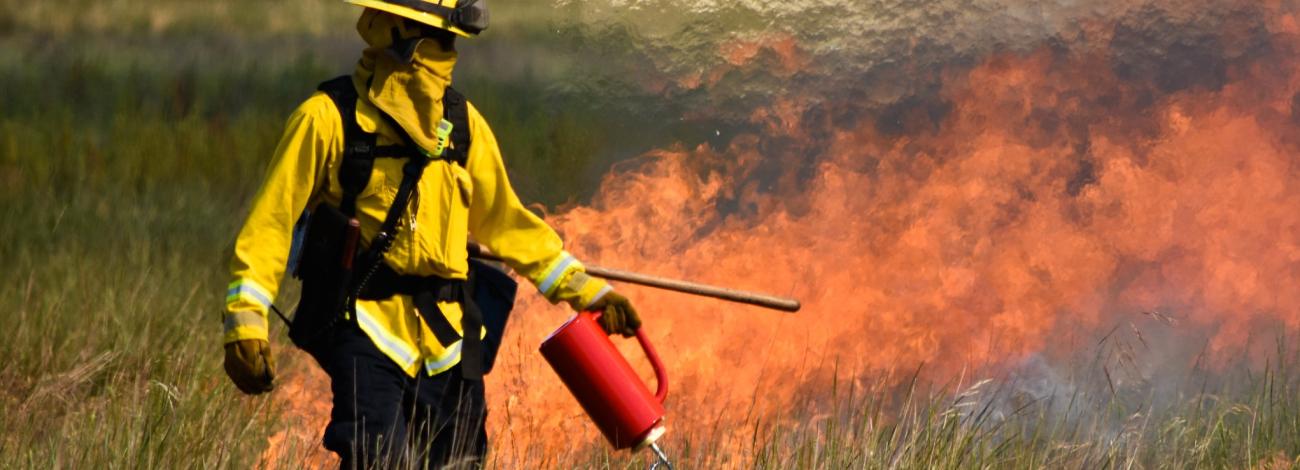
top-left (469, 244), bottom-right (800, 313)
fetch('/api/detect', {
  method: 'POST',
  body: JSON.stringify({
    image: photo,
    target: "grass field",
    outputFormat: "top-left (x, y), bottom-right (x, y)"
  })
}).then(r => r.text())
top-left (5, 1), bottom-right (1300, 469)
top-left (0, 2), bottom-right (702, 467)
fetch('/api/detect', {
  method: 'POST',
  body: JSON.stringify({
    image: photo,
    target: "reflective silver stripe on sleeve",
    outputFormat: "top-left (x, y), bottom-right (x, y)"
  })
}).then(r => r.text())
top-left (537, 252), bottom-right (577, 296)
top-left (226, 279), bottom-right (274, 309)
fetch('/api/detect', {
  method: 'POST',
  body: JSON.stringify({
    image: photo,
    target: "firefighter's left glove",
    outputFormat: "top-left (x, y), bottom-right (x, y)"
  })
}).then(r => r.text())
top-left (224, 339), bottom-right (276, 395)
top-left (590, 291), bottom-right (641, 338)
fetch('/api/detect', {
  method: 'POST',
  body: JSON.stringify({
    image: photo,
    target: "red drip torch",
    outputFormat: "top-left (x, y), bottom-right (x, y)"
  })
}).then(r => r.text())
top-left (540, 312), bottom-right (672, 467)
top-left (469, 243), bottom-right (800, 468)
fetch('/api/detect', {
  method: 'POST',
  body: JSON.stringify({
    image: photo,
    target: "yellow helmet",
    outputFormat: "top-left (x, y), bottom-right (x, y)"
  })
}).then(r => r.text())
top-left (344, 0), bottom-right (489, 38)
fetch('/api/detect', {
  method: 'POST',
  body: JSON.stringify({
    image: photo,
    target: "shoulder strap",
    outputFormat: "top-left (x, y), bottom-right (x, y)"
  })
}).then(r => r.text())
top-left (317, 76), bottom-right (376, 218)
top-left (348, 99), bottom-right (433, 299)
top-left (350, 151), bottom-right (429, 298)
top-left (333, 83), bottom-right (472, 298)
top-left (442, 87), bottom-right (472, 167)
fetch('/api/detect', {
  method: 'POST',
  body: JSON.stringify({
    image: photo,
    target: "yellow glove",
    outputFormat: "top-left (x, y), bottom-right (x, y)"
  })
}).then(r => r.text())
top-left (223, 339), bottom-right (275, 395)
top-left (590, 291), bottom-right (641, 338)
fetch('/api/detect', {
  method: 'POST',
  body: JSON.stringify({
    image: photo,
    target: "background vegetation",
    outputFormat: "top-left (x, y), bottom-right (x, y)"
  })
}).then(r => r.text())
top-left (3, 0), bottom-right (1300, 468)
top-left (0, 1), bottom-right (700, 466)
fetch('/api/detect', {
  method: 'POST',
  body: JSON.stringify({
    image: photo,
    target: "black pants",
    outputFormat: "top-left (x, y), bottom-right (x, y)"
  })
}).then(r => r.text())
top-left (312, 324), bottom-right (488, 469)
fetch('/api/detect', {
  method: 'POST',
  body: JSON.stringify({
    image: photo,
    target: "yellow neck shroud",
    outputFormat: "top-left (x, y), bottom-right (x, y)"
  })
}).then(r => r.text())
top-left (353, 9), bottom-right (457, 153)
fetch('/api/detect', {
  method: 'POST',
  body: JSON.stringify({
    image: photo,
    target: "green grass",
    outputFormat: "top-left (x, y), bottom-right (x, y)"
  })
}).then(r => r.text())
top-left (4, 2), bottom-right (1300, 469)
top-left (0, 6), bottom-right (687, 467)
top-left (10, 183), bottom-right (1295, 469)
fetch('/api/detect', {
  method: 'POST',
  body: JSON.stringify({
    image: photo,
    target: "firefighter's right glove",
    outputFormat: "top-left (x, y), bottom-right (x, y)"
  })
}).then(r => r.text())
top-left (590, 291), bottom-right (641, 338)
top-left (224, 339), bottom-right (276, 395)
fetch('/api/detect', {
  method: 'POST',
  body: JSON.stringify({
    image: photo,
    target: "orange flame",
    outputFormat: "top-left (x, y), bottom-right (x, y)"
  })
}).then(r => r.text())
top-left (264, 5), bottom-right (1300, 467)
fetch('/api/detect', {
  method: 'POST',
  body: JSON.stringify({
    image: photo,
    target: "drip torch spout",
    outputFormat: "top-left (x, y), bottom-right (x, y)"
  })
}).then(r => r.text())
top-left (648, 443), bottom-right (674, 470)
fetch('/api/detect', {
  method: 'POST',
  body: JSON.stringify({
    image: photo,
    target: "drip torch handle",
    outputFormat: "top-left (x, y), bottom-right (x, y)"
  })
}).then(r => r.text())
top-left (468, 243), bottom-right (801, 313)
top-left (586, 265), bottom-right (801, 313)
top-left (635, 327), bottom-right (669, 403)
top-left (589, 311), bottom-right (670, 404)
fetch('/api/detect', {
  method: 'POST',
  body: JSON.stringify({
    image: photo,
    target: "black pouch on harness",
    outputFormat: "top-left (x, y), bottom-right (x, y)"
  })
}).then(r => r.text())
top-left (469, 258), bottom-right (517, 374)
top-left (288, 204), bottom-right (356, 352)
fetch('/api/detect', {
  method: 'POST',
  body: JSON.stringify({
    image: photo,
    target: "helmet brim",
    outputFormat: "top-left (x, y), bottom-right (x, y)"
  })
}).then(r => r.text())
top-left (344, 0), bottom-right (476, 38)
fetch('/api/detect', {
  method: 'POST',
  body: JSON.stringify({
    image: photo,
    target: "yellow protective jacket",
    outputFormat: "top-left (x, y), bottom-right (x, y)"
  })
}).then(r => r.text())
top-left (223, 83), bottom-right (610, 378)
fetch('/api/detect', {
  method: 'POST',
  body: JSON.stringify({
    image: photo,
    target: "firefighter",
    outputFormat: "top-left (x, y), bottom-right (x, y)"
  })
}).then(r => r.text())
top-left (220, 1), bottom-right (641, 467)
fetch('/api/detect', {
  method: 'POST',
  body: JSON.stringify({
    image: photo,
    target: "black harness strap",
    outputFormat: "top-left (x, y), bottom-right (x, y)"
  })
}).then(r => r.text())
top-left (317, 77), bottom-right (375, 218)
top-left (318, 75), bottom-right (485, 380)
top-left (356, 265), bottom-right (484, 379)
top-left (442, 88), bottom-right (471, 167)
top-left (438, 87), bottom-right (485, 379)
top-left (352, 154), bottom-right (429, 289)
top-left (374, 145), bottom-right (423, 159)
top-left (358, 264), bottom-right (464, 346)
